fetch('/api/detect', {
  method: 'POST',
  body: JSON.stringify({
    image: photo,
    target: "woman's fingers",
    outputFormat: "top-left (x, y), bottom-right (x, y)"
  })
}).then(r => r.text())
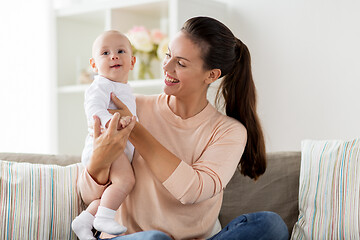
top-left (94, 113), bottom-right (133, 138)
top-left (111, 93), bottom-right (126, 109)
top-left (93, 115), bottom-right (101, 138)
top-left (108, 109), bottom-right (118, 115)
top-left (108, 94), bottom-right (133, 117)
top-left (108, 112), bottom-right (120, 132)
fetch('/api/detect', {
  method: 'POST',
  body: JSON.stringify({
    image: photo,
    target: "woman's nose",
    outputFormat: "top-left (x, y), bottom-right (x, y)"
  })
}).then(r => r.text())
top-left (163, 59), bottom-right (173, 72)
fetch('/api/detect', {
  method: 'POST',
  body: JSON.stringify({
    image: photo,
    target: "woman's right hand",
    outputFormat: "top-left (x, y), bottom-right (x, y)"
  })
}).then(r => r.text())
top-left (108, 92), bottom-right (133, 117)
top-left (87, 112), bottom-right (136, 184)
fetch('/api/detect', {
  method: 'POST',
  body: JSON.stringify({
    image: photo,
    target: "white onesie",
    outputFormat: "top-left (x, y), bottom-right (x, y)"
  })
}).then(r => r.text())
top-left (81, 75), bottom-right (136, 165)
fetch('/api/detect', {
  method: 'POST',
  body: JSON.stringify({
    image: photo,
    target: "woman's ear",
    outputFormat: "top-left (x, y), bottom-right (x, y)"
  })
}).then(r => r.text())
top-left (205, 69), bottom-right (221, 84)
top-left (89, 58), bottom-right (98, 73)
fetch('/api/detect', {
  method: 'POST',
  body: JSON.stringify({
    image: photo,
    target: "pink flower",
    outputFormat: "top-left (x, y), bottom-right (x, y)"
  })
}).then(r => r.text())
top-left (126, 26), bottom-right (167, 60)
top-left (151, 29), bottom-right (166, 44)
top-left (126, 26), bottom-right (153, 52)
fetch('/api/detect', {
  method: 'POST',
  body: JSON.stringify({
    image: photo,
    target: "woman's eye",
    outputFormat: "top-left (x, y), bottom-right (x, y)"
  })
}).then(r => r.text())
top-left (118, 50), bottom-right (125, 54)
top-left (165, 53), bottom-right (171, 58)
top-left (177, 61), bottom-right (185, 67)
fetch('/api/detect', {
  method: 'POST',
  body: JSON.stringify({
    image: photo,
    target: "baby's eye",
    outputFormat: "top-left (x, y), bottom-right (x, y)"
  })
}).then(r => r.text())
top-left (165, 53), bottom-right (171, 58)
top-left (118, 49), bottom-right (125, 54)
top-left (102, 51), bottom-right (109, 55)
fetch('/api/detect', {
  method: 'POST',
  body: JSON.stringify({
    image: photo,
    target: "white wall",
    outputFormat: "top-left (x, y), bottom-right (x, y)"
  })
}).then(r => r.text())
top-left (224, 0), bottom-right (360, 152)
top-left (1, 0), bottom-right (359, 154)
top-left (0, 1), bottom-right (56, 154)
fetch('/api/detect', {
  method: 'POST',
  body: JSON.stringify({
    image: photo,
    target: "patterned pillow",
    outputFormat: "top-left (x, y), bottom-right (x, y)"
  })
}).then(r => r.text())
top-left (291, 138), bottom-right (360, 239)
top-left (0, 160), bottom-right (84, 239)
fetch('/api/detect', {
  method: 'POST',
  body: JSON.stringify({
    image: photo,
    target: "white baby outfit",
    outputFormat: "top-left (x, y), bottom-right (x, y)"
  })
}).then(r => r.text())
top-left (81, 75), bottom-right (136, 165)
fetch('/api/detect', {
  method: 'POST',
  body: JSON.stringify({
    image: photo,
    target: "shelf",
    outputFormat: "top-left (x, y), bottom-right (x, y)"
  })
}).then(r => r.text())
top-left (58, 79), bottom-right (164, 93)
top-left (55, 0), bottom-right (227, 155)
top-left (55, 0), bottom-right (167, 18)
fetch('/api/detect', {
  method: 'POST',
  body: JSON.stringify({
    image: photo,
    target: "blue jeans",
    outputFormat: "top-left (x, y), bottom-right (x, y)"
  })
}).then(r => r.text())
top-left (96, 230), bottom-right (171, 240)
top-left (208, 211), bottom-right (289, 240)
top-left (97, 211), bottom-right (289, 240)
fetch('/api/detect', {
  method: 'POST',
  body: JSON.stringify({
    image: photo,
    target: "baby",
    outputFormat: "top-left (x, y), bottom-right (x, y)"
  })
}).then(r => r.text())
top-left (71, 30), bottom-right (136, 240)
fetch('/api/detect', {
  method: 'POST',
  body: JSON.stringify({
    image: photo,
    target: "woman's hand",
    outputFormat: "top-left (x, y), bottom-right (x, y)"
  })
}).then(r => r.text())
top-left (109, 93), bottom-right (181, 183)
top-left (108, 93), bottom-right (133, 117)
top-left (104, 115), bottom-right (133, 130)
top-left (87, 112), bottom-right (136, 184)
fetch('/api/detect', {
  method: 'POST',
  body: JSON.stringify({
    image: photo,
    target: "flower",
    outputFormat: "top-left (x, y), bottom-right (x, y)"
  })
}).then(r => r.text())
top-left (126, 26), bottom-right (168, 59)
top-left (126, 26), bottom-right (153, 52)
top-left (157, 37), bottom-right (169, 60)
top-left (150, 29), bottom-right (166, 45)
top-left (126, 26), bottom-right (168, 79)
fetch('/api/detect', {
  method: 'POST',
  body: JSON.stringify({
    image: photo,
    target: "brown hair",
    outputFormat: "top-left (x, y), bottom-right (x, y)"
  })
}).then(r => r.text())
top-left (181, 16), bottom-right (266, 179)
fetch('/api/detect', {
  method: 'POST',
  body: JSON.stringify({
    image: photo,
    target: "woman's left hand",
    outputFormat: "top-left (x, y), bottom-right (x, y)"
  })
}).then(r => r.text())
top-left (88, 113), bottom-right (136, 184)
top-left (108, 92), bottom-right (133, 117)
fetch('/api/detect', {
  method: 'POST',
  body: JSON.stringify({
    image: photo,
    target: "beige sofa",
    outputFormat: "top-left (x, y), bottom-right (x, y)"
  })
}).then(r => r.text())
top-left (0, 151), bottom-right (301, 237)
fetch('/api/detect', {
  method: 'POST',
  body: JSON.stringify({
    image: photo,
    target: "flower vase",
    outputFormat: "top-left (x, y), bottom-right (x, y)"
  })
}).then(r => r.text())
top-left (135, 54), bottom-right (155, 80)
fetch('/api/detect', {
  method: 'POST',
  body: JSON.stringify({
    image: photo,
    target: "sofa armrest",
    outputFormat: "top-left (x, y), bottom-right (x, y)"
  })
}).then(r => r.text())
top-left (0, 152), bottom-right (81, 166)
top-left (219, 151), bottom-right (301, 234)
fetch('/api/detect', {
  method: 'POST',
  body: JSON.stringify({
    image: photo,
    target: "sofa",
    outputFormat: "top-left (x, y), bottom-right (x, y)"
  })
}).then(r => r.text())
top-left (0, 151), bottom-right (300, 239)
top-left (220, 151), bottom-right (300, 234)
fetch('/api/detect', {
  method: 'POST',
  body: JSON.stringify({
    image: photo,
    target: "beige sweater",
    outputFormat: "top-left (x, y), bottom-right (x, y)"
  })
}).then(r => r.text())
top-left (78, 93), bottom-right (247, 239)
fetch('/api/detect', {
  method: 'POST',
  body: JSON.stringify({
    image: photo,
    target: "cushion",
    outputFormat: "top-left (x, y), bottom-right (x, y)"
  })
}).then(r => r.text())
top-left (0, 159), bottom-right (84, 239)
top-left (291, 138), bottom-right (360, 239)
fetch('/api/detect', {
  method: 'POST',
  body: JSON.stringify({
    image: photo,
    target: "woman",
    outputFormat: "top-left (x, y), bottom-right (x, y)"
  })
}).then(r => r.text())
top-left (78, 16), bottom-right (289, 240)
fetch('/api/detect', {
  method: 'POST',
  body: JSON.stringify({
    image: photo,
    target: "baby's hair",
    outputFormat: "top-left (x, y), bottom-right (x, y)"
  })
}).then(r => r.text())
top-left (92, 30), bottom-right (133, 56)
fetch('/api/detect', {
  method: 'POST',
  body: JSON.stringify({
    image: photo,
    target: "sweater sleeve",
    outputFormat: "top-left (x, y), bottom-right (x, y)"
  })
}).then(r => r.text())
top-left (77, 168), bottom-right (110, 205)
top-left (162, 123), bottom-right (247, 205)
top-left (85, 81), bottom-right (113, 127)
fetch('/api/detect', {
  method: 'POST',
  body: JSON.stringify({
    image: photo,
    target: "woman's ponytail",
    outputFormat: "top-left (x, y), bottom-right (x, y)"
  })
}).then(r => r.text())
top-left (217, 38), bottom-right (266, 179)
top-left (182, 17), bottom-right (266, 180)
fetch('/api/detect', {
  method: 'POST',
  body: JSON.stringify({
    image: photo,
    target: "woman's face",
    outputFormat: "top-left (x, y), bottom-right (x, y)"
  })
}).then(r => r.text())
top-left (162, 31), bottom-right (210, 99)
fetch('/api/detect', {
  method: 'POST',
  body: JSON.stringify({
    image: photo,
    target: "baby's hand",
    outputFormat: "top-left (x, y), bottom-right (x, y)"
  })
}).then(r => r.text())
top-left (118, 116), bottom-right (133, 130)
top-left (105, 116), bottom-right (133, 130)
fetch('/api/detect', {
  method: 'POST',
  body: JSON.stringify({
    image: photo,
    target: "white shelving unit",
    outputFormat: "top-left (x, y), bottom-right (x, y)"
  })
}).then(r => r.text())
top-left (55, 0), bottom-right (227, 155)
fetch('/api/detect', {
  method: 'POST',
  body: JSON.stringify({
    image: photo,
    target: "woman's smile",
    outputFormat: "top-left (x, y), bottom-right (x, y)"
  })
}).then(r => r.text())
top-left (164, 74), bottom-right (180, 86)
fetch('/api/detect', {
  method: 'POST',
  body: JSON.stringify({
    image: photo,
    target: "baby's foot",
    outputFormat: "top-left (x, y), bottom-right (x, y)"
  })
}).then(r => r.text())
top-left (93, 206), bottom-right (127, 235)
top-left (93, 216), bottom-right (127, 235)
top-left (71, 211), bottom-right (96, 240)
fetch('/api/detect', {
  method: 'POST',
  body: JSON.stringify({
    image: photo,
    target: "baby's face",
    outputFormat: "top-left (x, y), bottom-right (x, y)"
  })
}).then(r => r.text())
top-left (91, 32), bottom-right (135, 83)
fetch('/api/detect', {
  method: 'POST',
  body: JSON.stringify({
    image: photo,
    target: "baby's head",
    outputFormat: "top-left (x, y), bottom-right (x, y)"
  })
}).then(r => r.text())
top-left (90, 30), bottom-right (136, 83)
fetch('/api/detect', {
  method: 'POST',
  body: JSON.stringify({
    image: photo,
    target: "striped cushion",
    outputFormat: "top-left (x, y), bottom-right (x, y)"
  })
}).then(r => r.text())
top-left (291, 138), bottom-right (360, 239)
top-left (0, 160), bottom-right (84, 239)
